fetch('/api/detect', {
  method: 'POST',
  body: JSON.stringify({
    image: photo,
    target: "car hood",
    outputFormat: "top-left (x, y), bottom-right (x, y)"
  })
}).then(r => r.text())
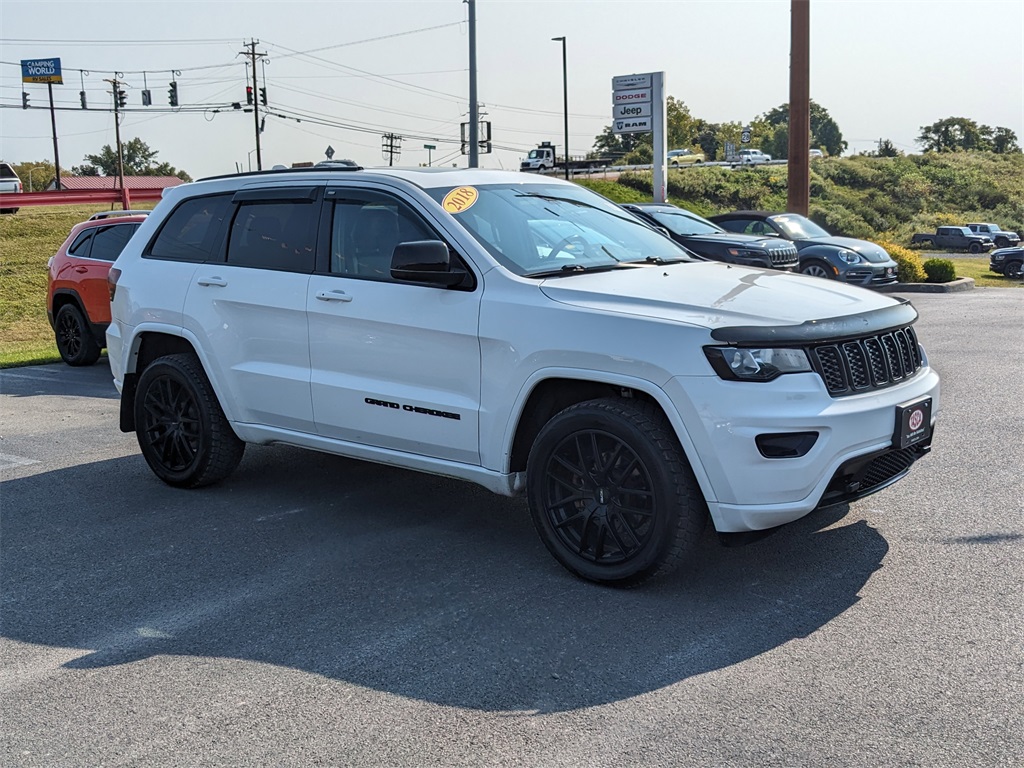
top-left (991, 246), bottom-right (1024, 258)
top-left (682, 233), bottom-right (792, 251)
top-left (539, 261), bottom-right (901, 331)
top-left (794, 236), bottom-right (892, 264)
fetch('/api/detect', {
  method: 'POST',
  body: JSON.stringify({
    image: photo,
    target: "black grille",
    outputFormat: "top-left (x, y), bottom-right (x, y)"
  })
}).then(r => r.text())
top-left (769, 247), bottom-right (799, 267)
top-left (818, 442), bottom-right (931, 509)
top-left (810, 326), bottom-right (923, 396)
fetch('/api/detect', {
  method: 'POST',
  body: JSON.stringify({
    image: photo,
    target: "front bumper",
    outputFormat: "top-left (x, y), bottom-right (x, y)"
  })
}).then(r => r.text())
top-left (840, 264), bottom-right (899, 286)
top-left (664, 365), bottom-right (940, 533)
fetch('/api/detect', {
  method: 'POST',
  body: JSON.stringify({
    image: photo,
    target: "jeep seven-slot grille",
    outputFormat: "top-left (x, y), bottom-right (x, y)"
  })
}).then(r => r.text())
top-left (810, 326), bottom-right (922, 396)
top-left (769, 246), bottom-right (799, 267)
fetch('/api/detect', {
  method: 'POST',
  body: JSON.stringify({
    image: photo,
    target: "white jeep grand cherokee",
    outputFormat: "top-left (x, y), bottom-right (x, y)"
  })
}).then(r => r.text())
top-left (107, 166), bottom-right (939, 586)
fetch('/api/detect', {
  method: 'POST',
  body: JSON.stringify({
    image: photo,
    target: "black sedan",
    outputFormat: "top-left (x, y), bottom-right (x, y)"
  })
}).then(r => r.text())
top-left (708, 210), bottom-right (898, 287)
top-left (620, 203), bottom-right (799, 271)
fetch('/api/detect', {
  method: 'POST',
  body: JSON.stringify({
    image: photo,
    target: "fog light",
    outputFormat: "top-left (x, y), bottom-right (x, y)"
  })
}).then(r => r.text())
top-left (755, 431), bottom-right (819, 458)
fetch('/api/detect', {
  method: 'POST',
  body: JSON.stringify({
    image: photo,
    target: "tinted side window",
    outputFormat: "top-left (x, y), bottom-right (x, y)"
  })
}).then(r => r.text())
top-left (718, 218), bottom-right (755, 234)
top-left (0, 164), bottom-right (18, 180)
top-left (89, 223), bottom-right (139, 262)
top-left (149, 194), bottom-right (232, 262)
top-left (328, 195), bottom-right (435, 280)
top-left (227, 201), bottom-right (318, 273)
top-left (68, 230), bottom-right (95, 257)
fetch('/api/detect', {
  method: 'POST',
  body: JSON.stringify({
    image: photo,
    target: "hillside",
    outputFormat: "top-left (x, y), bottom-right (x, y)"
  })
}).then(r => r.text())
top-left (578, 151), bottom-right (1024, 245)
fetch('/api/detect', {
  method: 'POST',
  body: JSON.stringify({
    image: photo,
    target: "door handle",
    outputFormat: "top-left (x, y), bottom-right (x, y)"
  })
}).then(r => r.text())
top-left (73, 266), bottom-right (89, 274)
top-left (196, 276), bottom-right (227, 287)
top-left (315, 290), bottom-right (353, 303)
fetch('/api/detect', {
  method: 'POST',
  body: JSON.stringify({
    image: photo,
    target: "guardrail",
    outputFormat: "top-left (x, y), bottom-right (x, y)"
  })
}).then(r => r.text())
top-left (0, 187), bottom-right (166, 210)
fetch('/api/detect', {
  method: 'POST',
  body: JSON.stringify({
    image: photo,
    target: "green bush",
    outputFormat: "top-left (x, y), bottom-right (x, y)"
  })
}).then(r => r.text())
top-left (922, 258), bottom-right (957, 283)
top-left (877, 240), bottom-right (926, 283)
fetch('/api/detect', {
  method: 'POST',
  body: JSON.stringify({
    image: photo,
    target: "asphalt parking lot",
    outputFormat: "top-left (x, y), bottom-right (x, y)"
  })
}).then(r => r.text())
top-left (1, 289), bottom-right (1022, 767)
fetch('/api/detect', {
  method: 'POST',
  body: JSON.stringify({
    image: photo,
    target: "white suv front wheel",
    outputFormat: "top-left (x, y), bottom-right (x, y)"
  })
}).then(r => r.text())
top-left (526, 398), bottom-right (706, 587)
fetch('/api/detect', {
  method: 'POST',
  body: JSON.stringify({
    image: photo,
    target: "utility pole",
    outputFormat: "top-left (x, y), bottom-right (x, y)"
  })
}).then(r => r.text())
top-left (240, 40), bottom-right (267, 171)
top-left (467, 0), bottom-right (479, 168)
top-left (105, 77), bottom-right (126, 193)
top-left (382, 133), bottom-right (402, 166)
top-left (47, 83), bottom-right (62, 190)
top-left (786, 0), bottom-right (810, 216)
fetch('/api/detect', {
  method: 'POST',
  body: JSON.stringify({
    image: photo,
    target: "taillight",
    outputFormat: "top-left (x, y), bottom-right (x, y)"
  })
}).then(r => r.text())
top-left (107, 267), bottom-right (121, 302)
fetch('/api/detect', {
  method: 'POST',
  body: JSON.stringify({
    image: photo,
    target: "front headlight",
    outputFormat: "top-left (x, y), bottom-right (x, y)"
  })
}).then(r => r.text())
top-left (704, 346), bottom-right (812, 382)
top-left (991, 252), bottom-right (1005, 261)
top-left (837, 249), bottom-right (861, 264)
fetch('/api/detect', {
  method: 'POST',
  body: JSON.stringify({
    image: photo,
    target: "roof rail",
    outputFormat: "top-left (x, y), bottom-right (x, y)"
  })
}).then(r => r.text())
top-left (199, 164), bottom-right (364, 183)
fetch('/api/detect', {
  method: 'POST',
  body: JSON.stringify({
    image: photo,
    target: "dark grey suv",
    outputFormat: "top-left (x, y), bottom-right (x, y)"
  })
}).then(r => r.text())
top-left (710, 211), bottom-right (898, 287)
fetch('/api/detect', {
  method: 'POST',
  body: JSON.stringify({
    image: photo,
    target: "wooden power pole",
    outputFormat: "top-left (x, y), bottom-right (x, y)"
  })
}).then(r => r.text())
top-left (787, 0), bottom-right (810, 216)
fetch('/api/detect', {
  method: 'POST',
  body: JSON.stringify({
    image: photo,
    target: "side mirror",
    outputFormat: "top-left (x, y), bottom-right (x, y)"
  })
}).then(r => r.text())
top-left (391, 240), bottom-right (466, 287)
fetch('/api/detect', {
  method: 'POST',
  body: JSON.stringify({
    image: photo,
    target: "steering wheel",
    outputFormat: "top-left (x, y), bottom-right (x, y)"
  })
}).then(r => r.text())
top-left (545, 234), bottom-right (588, 260)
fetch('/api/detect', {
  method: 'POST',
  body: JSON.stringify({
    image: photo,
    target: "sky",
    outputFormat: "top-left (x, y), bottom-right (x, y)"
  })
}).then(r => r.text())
top-left (1, 0), bottom-right (1022, 181)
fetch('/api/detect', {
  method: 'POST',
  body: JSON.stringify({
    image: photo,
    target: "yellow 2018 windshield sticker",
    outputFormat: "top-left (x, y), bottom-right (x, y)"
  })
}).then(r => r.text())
top-left (442, 186), bottom-right (479, 214)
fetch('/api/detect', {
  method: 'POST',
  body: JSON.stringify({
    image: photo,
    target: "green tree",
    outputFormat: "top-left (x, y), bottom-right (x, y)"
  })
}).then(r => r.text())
top-left (917, 117), bottom-right (988, 152)
top-left (761, 100), bottom-right (847, 158)
top-left (10, 160), bottom-right (72, 190)
top-left (71, 137), bottom-right (192, 181)
top-left (988, 126), bottom-right (1021, 154)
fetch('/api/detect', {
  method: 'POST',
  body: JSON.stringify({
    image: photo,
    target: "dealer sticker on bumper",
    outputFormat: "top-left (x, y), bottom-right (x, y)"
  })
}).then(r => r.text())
top-left (895, 397), bottom-right (932, 449)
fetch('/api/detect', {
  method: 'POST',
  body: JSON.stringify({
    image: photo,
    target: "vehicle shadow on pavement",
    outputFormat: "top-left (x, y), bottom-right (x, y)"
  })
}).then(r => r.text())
top-left (2, 445), bottom-right (887, 713)
top-left (0, 361), bottom-right (118, 400)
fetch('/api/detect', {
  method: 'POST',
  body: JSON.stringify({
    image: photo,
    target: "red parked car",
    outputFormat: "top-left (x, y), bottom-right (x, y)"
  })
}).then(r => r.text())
top-left (46, 212), bottom-right (148, 365)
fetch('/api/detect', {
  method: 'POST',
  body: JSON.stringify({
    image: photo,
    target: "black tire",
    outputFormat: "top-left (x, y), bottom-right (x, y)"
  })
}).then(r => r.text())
top-left (1004, 260), bottom-right (1023, 279)
top-left (54, 304), bottom-right (101, 366)
top-left (526, 398), bottom-right (706, 587)
top-left (995, 237), bottom-right (1009, 249)
top-left (800, 260), bottom-right (833, 279)
top-left (134, 353), bottom-right (244, 488)
top-left (968, 242), bottom-right (981, 254)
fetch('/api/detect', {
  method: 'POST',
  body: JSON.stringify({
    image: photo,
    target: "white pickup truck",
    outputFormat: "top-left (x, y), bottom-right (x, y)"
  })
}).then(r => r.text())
top-left (0, 162), bottom-right (22, 214)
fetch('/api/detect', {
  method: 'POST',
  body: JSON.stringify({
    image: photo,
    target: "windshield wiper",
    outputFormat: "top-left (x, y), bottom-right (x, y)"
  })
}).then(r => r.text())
top-left (638, 255), bottom-right (692, 265)
top-left (527, 263), bottom-right (631, 278)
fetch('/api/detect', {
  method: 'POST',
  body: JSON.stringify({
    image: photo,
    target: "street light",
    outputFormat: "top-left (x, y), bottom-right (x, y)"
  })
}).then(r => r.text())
top-left (26, 166), bottom-right (49, 192)
top-left (247, 149), bottom-right (257, 172)
top-left (552, 36), bottom-right (569, 181)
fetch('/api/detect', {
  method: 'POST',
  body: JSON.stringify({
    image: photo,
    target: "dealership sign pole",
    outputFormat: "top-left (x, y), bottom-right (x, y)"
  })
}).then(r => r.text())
top-left (21, 57), bottom-right (63, 190)
top-left (611, 71), bottom-right (666, 203)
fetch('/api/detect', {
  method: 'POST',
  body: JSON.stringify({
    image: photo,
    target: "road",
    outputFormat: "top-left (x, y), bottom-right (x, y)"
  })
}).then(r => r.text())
top-left (1, 289), bottom-right (1022, 767)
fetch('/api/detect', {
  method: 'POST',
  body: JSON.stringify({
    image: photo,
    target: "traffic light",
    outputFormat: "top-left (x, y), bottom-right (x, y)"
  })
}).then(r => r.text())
top-left (79, 90), bottom-right (87, 109)
top-left (142, 89), bottom-right (152, 106)
top-left (245, 86), bottom-right (253, 105)
top-left (21, 91), bottom-right (29, 109)
top-left (168, 81), bottom-right (178, 107)
top-left (116, 89), bottom-right (127, 108)
top-left (259, 87), bottom-right (267, 106)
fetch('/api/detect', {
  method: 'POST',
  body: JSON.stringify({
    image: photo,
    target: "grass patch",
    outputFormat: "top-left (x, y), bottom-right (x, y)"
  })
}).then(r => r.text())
top-left (949, 257), bottom-right (1023, 288)
top-left (0, 203), bottom-right (154, 367)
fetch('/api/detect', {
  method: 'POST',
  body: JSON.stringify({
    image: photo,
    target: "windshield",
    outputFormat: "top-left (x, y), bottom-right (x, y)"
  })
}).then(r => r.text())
top-left (527, 149), bottom-right (544, 160)
top-left (426, 183), bottom-right (694, 277)
top-left (771, 214), bottom-right (830, 239)
top-left (643, 208), bottom-right (722, 236)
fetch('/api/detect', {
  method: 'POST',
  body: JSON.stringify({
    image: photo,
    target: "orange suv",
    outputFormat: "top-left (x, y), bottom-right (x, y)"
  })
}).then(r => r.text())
top-left (46, 212), bottom-right (148, 365)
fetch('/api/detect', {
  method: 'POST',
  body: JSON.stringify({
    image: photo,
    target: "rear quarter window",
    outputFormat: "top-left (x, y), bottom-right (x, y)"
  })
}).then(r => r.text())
top-left (148, 194), bottom-right (232, 262)
top-left (90, 223), bottom-right (140, 262)
top-left (0, 164), bottom-right (18, 180)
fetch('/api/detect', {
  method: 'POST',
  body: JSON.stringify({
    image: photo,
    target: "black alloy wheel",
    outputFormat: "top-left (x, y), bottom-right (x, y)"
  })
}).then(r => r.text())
top-left (1004, 260), bottom-right (1023, 279)
top-left (969, 242), bottom-right (981, 254)
top-left (54, 304), bottom-right (101, 366)
top-left (527, 398), bottom-right (705, 587)
top-left (134, 353), bottom-right (244, 488)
